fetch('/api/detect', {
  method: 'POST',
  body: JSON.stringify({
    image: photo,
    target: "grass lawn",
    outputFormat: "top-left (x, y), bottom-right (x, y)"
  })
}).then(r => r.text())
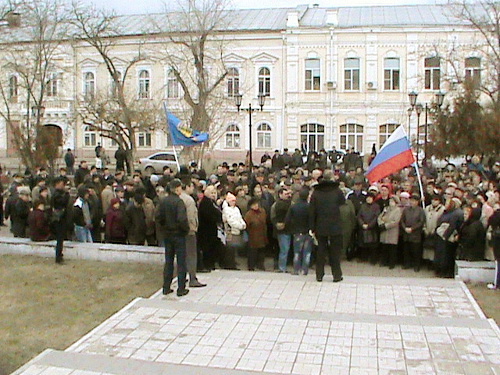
top-left (0, 254), bottom-right (163, 375)
top-left (467, 283), bottom-right (500, 325)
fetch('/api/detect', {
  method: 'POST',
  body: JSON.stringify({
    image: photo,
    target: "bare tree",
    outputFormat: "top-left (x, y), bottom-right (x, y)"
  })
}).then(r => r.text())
top-left (72, 2), bottom-right (162, 174)
top-left (0, 0), bottom-right (70, 171)
top-left (154, 0), bottom-right (234, 164)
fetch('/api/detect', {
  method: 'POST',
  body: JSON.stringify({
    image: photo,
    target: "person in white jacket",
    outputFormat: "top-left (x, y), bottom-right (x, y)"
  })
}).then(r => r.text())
top-left (222, 192), bottom-right (246, 269)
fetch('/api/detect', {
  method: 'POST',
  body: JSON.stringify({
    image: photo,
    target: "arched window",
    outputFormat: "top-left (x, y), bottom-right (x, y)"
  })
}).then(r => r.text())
top-left (424, 57), bottom-right (440, 90)
top-left (258, 67), bottom-right (270, 96)
top-left (167, 69), bottom-right (180, 99)
top-left (110, 71), bottom-right (122, 99)
top-left (225, 124), bottom-right (240, 148)
top-left (300, 123), bottom-right (324, 153)
top-left (340, 123), bottom-right (364, 152)
top-left (257, 122), bottom-right (272, 148)
top-left (83, 125), bottom-right (97, 147)
top-left (8, 75), bottom-right (18, 100)
top-left (384, 58), bottom-right (400, 91)
top-left (379, 123), bottom-right (399, 148)
top-left (138, 70), bottom-right (150, 99)
top-left (465, 57), bottom-right (481, 89)
top-left (84, 72), bottom-right (95, 100)
top-left (46, 72), bottom-right (60, 97)
top-left (227, 67), bottom-right (239, 97)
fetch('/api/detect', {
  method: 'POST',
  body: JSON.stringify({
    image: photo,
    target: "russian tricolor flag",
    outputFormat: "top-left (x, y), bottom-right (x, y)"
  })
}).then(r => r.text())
top-left (365, 126), bottom-right (415, 183)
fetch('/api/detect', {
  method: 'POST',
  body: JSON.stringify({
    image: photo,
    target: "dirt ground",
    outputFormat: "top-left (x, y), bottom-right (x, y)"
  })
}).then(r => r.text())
top-left (466, 283), bottom-right (500, 325)
top-left (0, 255), bottom-right (163, 375)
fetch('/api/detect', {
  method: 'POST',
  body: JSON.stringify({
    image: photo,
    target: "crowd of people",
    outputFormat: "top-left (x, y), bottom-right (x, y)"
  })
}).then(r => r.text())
top-left (2, 148), bottom-right (499, 295)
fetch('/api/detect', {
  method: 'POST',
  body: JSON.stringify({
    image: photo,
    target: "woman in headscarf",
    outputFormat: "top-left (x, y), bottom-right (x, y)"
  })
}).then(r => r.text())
top-left (198, 185), bottom-right (224, 270)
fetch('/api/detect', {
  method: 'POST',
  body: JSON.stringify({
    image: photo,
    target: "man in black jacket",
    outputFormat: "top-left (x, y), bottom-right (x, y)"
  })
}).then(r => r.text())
top-left (157, 179), bottom-right (190, 297)
top-left (52, 177), bottom-right (70, 264)
top-left (309, 170), bottom-right (346, 282)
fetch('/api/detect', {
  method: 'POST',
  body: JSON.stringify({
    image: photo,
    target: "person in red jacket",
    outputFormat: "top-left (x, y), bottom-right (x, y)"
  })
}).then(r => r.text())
top-left (28, 200), bottom-right (51, 241)
top-left (105, 198), bottom-right (126, 244)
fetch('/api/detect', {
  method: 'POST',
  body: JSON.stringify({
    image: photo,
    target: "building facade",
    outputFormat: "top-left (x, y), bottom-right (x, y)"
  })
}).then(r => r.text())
top-left (0, 4), bottom-right (490, 163)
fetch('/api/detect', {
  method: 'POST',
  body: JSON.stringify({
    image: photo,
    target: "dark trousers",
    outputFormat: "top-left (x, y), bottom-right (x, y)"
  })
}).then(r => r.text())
top-left (248, 247), bottom-right (265, 271)
top-left (380, 243), bottom-right (398, 268)
top-left (54, 223), bottom-right (65, 260)
top-left (403, 241), bottom-right (422, 270)
top-left (163, 236), bottom-right (187, 293)
top-left (443, 241), bottom-right (458, 277)
top-left (316, 234), bottom-right (343, 280)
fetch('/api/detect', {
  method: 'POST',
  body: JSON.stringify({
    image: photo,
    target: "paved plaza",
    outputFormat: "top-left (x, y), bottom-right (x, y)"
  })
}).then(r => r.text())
top-left (13, 270), bottom-right (500, 375)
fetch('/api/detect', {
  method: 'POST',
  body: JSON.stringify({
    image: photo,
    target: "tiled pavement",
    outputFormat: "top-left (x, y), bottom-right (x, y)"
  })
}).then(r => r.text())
top-left (13, 271), bottom-right (500, 375)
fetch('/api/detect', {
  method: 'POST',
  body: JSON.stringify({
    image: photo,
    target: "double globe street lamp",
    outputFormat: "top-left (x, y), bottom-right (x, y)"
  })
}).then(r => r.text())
top-left (234, 93), bottom-right (266, 169)
top-left (408, 91), bottom-right (445, 165)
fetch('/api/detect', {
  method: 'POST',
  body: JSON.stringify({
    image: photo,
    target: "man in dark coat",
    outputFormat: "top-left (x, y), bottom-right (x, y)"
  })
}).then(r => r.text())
top-left (124, 194), bottom-right (147, 245)
top-left (400, 194), bottom-right (426, 272)
top-left (11, 187), bottom-right (31, 238)
top-left (309, 170), bottom-right (346, 282)
top-left (74, 160), bottom-right (90, 187)
top-left (114, 146), bottom-right (126, 172)
top-left (197, 185), bottom-right (223, 270)
top-left (64, 149), bottom-right (75, 175)
top-left (52, 177), bottom-right (70, 263)
top-left (157, 179), bottom-right (190, 297)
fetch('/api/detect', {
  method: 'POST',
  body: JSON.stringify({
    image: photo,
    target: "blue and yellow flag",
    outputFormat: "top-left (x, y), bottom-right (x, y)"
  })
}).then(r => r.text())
top-left (164, 103), bottom-right (209, 146)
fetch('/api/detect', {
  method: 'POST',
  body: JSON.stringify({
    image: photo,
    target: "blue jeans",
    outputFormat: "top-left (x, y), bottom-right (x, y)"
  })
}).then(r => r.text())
top-left (74, 225), bottom-right (93, 243)
top-left (293, 233), bottom-right (313, 274)
top-left (277, 234), bottom-right (292, 272)
top-left (163, 236), bottom-right (187, 293)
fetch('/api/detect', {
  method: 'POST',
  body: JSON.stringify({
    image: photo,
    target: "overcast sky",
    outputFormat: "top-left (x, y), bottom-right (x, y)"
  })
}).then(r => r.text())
top-left (78, 0), bottom-right (439, 16)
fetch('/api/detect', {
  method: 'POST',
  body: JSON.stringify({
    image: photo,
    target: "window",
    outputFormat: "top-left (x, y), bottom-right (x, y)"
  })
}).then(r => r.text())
top-left (258, 67), bottom-right (270, 96)
top-left (424, 57), bottom-right (440, 90)
top-left (8, 75), bottom-right (18, 100)
top-left (84, 72), bottom-right (95, 100)
top-left (83, 125), bottom-right (97, 147)
top-left (226, 67), bottom-right (239, 97)
top-left (225, 124), bottom-right (240, 148)
top-left (300, 123), bottom-right (324, 153)
top-left (138, 70), bottom-right (150, 99)
top-left (340, 124), bottom-right (364, 152)
top-left (151, 153), bottom-right (176, 161)
top-left (344, 58), bottom-right (360, 91)
top-left (257, 122), bottom-right (272, 148)
top-left (167, 69), bottom-right (180, 99)
top-left (305, 59), bottom-right (320, 91)
top-left (46, 73), bottom-right (59, 97)
top-left (138, 132), bottom-right (152, 147)
top-left (384, 58), bottom-right (400, 91)
top-left (465, 57), bottom-right (481, 89)
top-left (110, 71), bottom-right (122, 99)
top-left (379, 123), bottom-right (399, 148)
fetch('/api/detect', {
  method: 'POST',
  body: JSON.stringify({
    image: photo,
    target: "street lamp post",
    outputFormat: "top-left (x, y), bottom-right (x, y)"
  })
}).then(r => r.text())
top-left (235, 93), bottom-right (266, 169)
top-left (415, 103), bottom-right (423, 165)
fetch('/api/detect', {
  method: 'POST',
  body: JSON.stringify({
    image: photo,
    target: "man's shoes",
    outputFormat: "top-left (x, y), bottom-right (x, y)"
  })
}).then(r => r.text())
top-left (487, 283), bottom-right (497, 290)
top-left (55, 257), bottom-right (64, 264)
top-left (316, 277), bottom-right (323, 282)
top-left (333, 277), bottom-right (343, 283)
top-left (177, 289), bottom-right (190, 297)
top-left (163, 288), bottom-right (174, 295)
top-left (189, 282), bottom-right (207, 288)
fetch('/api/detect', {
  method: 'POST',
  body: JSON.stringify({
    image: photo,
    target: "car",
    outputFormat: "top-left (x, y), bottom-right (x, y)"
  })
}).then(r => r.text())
top-left (138, 152), bottom-right (178, 175)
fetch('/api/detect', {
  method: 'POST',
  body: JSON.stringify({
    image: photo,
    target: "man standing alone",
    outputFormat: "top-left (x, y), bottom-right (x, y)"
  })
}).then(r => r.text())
top-left (309, 169), bottom-right (345, 282)
top-left (157, 179), bottom-right (190, 297)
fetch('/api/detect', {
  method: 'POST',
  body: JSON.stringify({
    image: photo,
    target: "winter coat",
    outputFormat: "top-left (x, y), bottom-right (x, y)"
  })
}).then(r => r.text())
top-left (156, 194), bottom-right (189, 237)
top-left (124, 202), bottom-right (147, 245)
top-left (488, 210), bottom-right (500, 260)
top-left (28, 208), bottom-right (51, 241)
top-left (424, 204), bottom-right (445, 236)
top-left (436, 208), bottom-right (464, 242)
top-left (378, 205), bottom-right (402, 245)
top-left (357, 202), bottom-right (381, 245)
top-left (458, 208), bottom-right (486, 261)
top-left (244, 207), bottom-right (268, 248)
top-left (143, 197), bottom-right (156, 236)
top-left (74, 167), bottom-right (89, 187)
top-left (235, 195), bottom-right (251, 217)
top-left (309, 180), bottom-right (345, 237)
top-left (346, 190), bottom-right (367, 215)
top-left (180, 192), bottom-right (198, 235)
top-left (11, 199), bottom-right (31, 238)
top-left (285, 199), bottom-right (310, 235)
top-left (198, 196), bottom-right (223, 243)
top-left (101, 186), bottom-right (114, 214)
top-left (223, 205), bottom-right (246, 235)
top-left (340, 200), bottom-right (356, 251)
top-left (272, 198), bottom-right (292, 235)
top-left (105, 206), bottom-right (126, 242)
top-left (400, 206), bottom-right (426, 243)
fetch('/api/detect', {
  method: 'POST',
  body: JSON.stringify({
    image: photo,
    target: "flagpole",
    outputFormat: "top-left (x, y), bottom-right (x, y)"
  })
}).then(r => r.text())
top-left (164, 101), bottom-right (181, 172)
top-left (171, 142), bottom-right (181, 172)
top-left (414, 164), bottom-right (425, 209)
